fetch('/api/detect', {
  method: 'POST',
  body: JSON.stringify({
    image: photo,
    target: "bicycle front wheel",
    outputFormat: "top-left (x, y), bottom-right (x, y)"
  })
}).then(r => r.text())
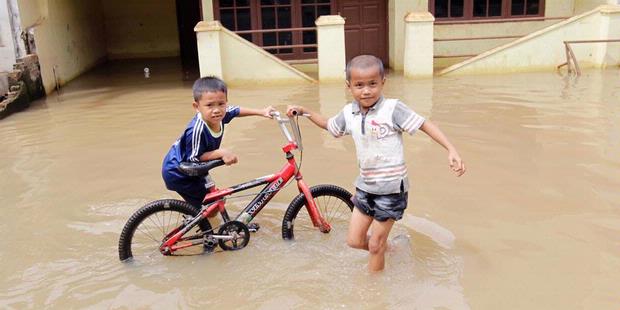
top-left (282, 185), bottom-right (353, 241)
top-left (118, 199), bottom-right (212, 262)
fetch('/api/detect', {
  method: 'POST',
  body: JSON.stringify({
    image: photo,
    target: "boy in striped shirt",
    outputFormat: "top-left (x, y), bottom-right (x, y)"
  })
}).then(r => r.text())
top-left (286, 55), bottom-right (466, 272)
top-left (162, 76), bottom-right (275, 210)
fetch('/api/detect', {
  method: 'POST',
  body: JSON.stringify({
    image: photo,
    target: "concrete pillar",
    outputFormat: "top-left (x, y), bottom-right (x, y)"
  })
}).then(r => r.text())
top-left (316, 15), bottom-right (346, 82)
top-left (600, 5), bottom-right (620, 67)
top-left (195, 21), bottom-right (224, 78)
top-left (403, 12), bottom-right (435, 78)
top-left (201, 0), bottom-right (214, 21)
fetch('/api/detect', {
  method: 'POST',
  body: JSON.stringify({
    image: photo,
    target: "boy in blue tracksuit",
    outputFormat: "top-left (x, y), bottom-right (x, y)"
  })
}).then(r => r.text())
top-left (162, 76), bottom-right (275, 209)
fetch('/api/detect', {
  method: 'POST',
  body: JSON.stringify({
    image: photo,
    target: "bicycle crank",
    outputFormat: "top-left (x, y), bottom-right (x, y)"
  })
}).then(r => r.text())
top-left (217, 221), bottom-right (250, 251)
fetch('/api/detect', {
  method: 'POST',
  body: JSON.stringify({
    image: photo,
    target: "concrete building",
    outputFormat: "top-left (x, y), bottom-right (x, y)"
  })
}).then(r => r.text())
top-left (8, 0), bottom-right (620, 93)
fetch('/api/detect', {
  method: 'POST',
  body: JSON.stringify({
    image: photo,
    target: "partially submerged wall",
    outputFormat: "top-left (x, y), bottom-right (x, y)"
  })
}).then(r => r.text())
top-left (431, 1), bottom-right (615, 69)
top-left (16, 0), bottom-right (107, 94)
top-left (439, 5), bottom-right (620, 75)
top-left (574, 0), bottom-right (614, 14)
top-left (434, 19), bottom-right (565, 68)
top-left (0, 54), bottom-right (44, 119)
top-left (388, 0), bottom-right (427, 70)
top-left (102, 0), bottom-right (180, 59)
top-left (196, 21), bottom-right (315, 85)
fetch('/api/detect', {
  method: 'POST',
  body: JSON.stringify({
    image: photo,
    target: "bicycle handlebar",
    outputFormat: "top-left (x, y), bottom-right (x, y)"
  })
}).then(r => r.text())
top-left (269, 111), bottom-right (303, 150)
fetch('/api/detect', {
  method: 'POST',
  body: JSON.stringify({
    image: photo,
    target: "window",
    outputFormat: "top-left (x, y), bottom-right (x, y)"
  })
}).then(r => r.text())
top-left (300, 0), bottom-right (331, 52)
top-left (218, 0), bottom-right (253, 41)
top-left (430, 0), bottom-right (544, 20)
top-left (261, 0), bottom-right (294, 54)
top-left (214, 0), bottom-right (335, 60)
top-left (474, 0), bottom-right (502, 17)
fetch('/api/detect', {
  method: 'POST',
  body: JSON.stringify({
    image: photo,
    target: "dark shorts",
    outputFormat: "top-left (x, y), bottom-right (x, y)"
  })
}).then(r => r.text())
top-left (177, 186), bottom-right (209, 210)
top-left (351, 188), bottom-right (408, 222)
top-left (164, 172), bottom-right (214, 210)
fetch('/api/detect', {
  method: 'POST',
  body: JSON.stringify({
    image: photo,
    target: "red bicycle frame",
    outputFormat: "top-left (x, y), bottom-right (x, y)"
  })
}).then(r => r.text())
top-left (160, 113), bottom-right (331, 253)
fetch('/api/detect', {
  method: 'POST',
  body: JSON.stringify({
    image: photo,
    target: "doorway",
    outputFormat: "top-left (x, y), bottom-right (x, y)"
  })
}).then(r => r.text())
top-left (176, 0), bottom-right (202, 80)
top-left (337, 0), bottom-right (388, 65)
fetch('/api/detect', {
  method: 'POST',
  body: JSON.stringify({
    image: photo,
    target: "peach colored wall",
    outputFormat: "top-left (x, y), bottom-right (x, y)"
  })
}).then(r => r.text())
top-left (439, 6), bottom-right (620, 75)
top-left (195, 21), bottom-right (314, 84)
top-left (102, 0), bottom-right (180, 59)
top-left (17, 0), bottom-right (107, 93)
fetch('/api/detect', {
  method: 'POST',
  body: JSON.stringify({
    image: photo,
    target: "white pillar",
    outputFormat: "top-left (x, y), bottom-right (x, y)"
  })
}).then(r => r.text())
top-left (403, 12), bottom-right (435, 78)
top-left (201, 0), bottom-right (214, 21)
top-left (316, 15), bottom-right (346, 82)
top-left (195, 21), bottom-right (224, 78)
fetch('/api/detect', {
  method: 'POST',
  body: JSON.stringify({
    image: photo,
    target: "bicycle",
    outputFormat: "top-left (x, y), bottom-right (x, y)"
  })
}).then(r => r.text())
top-left (118, 111), bottom-right (354, 261)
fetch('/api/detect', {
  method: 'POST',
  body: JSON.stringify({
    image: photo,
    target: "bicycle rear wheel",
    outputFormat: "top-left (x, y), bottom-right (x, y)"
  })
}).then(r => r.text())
top-left (282, 185), bottom-right (353, 241)
top-left (118, 199), bottom-right (212, 262)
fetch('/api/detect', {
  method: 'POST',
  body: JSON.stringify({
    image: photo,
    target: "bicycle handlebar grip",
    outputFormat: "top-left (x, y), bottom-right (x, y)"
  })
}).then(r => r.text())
top-left (178, 159), bottom-right (226, 177)
top-left (291, 110), bottom-right (309, 117)
top-left (203, 159), bottom-right (226, 169)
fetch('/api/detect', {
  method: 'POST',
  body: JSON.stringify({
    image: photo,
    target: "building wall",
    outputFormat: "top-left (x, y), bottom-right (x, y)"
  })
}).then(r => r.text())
top-left (17, 0), bottom-right (107, 94)
top-left (434, 19), bottom-right (565, 68)
top-left (430, 0), bottom-right (612, 68)
top-left (545, 1), bottom-right (575, 17)
top-left (440, 8), bottom-right (619, 75)
top-left (386, 0), bottom-right (593, 69)
top-left (196, 22), bottom-right (314, 84)
top-left (0, 0), bottom-right (17, 73)
top-left (102, 0), bottom-right (180, 59)
top-left (388, 0), bottom-right (427, 70)
top-left (574, 0), bottom-right (614, 13)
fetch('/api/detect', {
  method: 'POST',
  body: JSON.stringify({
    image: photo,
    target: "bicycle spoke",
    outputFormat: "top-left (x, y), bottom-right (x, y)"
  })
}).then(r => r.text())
top-left (164, 211), bottom-right (172, 234)
top-left (136, 225), bottom-right (160, 244)
top-left (329, 200), bottom-right (346, 221)
top-left (151, 211), bottom-right (165, 237)
top-left (284, 190), bottom-right (354, 241)
top-left (130, 211), bottom-right (205, 260)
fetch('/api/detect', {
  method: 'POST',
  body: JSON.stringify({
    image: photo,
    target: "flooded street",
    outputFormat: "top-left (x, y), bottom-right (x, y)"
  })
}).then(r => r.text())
top-left (1, 58), bottom-right (619, 309)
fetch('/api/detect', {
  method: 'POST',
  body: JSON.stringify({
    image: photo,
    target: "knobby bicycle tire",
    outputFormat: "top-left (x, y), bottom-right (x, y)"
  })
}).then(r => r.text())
top-left (118, 199), bottom-right (212, 261)
top-left (281, 184), bottom-right (353, 240)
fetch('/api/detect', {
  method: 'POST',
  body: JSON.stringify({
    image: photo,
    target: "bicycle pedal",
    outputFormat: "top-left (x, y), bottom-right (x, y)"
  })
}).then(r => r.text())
top-left (203, 236), bottom-right (217, 253)
top-left (247, 223), bottom-right (260, 233)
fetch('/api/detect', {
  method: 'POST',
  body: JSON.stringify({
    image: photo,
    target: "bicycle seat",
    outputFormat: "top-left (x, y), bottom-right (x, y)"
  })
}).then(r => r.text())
top-left (178, 159), bottom-right (226, 177)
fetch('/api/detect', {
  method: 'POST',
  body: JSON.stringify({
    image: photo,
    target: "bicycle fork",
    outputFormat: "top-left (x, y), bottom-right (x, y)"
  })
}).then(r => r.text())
top-left (296, 177), bottom-right (332, 233)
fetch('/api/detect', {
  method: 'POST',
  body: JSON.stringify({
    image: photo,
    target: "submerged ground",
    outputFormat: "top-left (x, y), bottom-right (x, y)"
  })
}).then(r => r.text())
top-left (1, 59), bottom-right (619, 309)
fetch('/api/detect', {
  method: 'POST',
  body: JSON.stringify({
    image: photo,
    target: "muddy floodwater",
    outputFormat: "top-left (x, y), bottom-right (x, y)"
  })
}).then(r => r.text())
top-left (1, 59), bottom-right (619, 309)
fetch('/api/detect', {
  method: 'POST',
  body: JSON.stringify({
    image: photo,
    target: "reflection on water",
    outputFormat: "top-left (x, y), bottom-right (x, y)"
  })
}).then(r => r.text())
top-left (1, 59), bottom-right (619, 309)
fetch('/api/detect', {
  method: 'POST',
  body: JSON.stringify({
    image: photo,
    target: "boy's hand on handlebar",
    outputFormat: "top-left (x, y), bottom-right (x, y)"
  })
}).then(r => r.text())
top-left (220, 149), bottom-right (238, 165)
top-left (262, 106), bottom-right (277, 118)
top-left (286, 105), bottom-right (304, 117)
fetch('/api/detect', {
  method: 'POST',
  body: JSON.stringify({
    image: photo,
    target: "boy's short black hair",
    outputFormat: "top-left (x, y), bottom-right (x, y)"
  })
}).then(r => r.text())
top-left (345, 55), bottom-right (385, 81)
top-left (192, 76), bottom-right (227, 101)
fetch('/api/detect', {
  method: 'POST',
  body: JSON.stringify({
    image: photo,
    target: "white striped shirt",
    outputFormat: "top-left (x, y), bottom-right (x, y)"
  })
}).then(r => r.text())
top-left (327, 97), bottom-right (425, 194)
